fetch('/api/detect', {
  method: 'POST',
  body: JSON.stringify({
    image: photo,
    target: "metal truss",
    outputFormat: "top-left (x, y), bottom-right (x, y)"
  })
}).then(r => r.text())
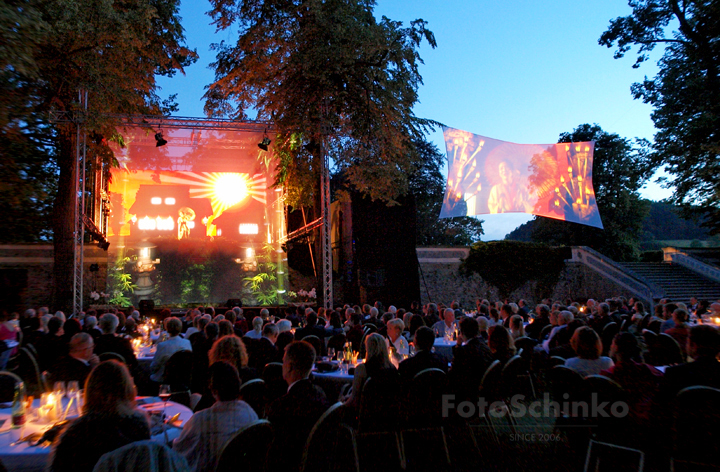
top-left (320, 145), bottom-right (333, 310)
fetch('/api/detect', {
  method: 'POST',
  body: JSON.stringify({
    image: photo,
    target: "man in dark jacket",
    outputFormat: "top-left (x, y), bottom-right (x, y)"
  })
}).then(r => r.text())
top-left (267, 341), bottom-right (329, 472)
top-left (449, 317), bottom-right (493, 403)
top-left (398, 326), bottom-right (448, 385)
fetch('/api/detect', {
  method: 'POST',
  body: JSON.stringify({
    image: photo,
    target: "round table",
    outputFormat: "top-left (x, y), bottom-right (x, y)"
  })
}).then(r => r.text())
top-left (433, 338), bottom-right (456, 362)
top-left (136, 345), bottom-right (156, 374)
top-left (0, 397), bottom-right (191, 472)
top-left (311, 364), bottom-right (354, 402)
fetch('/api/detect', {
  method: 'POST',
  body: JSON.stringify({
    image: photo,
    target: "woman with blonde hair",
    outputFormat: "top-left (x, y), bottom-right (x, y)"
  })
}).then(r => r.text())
top-left (209, 335), bottom-right (249, 374)
top-left (565, 327), bottom-right (613, 377)
top-left (51, 361), bottom-right (150, 472)
top-left (509, 314), bottom-right (526, 339)
top-left (342, 333), bottom-right (396, 408)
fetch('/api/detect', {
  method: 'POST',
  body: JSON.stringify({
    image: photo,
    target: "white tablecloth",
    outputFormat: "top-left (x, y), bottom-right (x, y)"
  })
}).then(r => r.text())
top-left (433, 338), bottom-right (456, 362)
top-left (0, 397), bottom-right (191, 472)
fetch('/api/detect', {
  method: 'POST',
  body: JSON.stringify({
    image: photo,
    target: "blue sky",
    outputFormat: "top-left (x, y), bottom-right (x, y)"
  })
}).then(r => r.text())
top-left (157, 0), bottom-right (671, 240)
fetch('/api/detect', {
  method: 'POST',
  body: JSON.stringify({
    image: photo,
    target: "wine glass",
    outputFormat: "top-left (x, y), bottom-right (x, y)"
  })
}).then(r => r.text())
top-left (66, 381), bottom-right (79, 416)
top-left (53, 381), bottom-right (66, 399)
top-left (327, 348), bottom-right (335, 361)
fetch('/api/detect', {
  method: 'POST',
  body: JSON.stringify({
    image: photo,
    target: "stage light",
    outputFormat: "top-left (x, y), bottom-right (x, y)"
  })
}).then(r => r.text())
top-left (151, 197), bottom-right (162, 205)
top-left (238, 223), bottom-right (259, 235)
top-left (258, 130), bottom-right (271, 151)
top-left (155, 132), bottom-right (167, 147)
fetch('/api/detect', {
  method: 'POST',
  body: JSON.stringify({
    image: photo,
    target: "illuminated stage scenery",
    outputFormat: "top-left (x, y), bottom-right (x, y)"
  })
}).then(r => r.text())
top-left (441, 127), bottom-right (603, 229)
top-left (106, 123), bottom-right (286, 307)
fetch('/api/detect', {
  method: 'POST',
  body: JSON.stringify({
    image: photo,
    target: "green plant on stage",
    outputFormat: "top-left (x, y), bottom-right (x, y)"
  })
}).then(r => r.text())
top-left (179, 264), bottom-right (213, 305)
top-left (243, 243), bottom-right (288, 306)
top-left (107, 255), bottom-right (137, 307)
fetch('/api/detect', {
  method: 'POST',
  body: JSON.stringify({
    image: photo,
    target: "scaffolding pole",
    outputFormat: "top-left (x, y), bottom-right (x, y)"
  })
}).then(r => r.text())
top-left (320, 142), bottom-right (333, 310)
top-left (72, 90), bottom-right (88, 315)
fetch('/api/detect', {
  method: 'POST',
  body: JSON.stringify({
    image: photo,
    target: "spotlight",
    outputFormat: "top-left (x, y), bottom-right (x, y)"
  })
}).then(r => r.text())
top-left (155, 132), bottom-right (167, 147)
top-left (258, 130), bottom-right (271, 151)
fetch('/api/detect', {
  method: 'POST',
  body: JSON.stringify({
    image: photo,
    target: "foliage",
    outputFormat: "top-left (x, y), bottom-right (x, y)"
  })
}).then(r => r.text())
top-left (0, 0), bottom-right (197, 310)
top-left (179, 264), bottom-right (214, 305)
top-left (599, 0), bottom-right (720, 233)
top-left (107, 256), bottom-right (137, 307)
top-left (204, 0), bottom-right (437, 207)
top-left (409, 139), bottom-right (484, 246)
top-left (512, 124), bottom-right (651, 262)
top-left (460, 241), bottom-right (569, 299)
top-left (243, 243), bottom-right (288, 306)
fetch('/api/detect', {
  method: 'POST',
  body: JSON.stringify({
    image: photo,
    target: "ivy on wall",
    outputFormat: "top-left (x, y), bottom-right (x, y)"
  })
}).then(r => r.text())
top-left (460, 241), bottom-right (570, 299)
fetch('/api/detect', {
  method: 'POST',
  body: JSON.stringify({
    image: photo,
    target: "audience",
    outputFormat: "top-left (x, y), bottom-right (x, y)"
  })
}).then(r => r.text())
top-left (150, 317), bottom-right (191, 383)
top-left (47, 332), bottom-right (99, 385)
top-left (564, 326), bottom-right (614, 377)
top-left (398, 326), bottom-right (447, 384)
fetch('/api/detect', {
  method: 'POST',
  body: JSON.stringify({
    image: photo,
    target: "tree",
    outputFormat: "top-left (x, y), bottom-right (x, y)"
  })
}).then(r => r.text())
top-left (204, 0), bottom-right (437, 207)
top-left (408, 139), bottom-right (484, 246)
top-left (599, 0), bottom-right (720, 233)
top-left (1, 0), bottom-right (197, 310)
top-left (510, 124), bottom-right (651, 261)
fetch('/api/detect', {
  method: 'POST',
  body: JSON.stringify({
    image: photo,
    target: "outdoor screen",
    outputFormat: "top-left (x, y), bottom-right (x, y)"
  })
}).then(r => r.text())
top-left (105, 124), bottom-right (286, 307)
top-left (440, 127), bottom-right (603, 229)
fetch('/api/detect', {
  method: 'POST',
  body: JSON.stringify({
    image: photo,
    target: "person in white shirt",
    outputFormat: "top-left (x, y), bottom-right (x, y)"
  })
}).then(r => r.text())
top-left (173, 361), bottom-right (258, 472)
top-left (150, 317), bottom-right (192, 383)
top-left (386, 318), bottom-right (409, 355)
top-left (431, 308), bottom-right (456, 338)
top-left (244, 316), bottom-right (264, 339)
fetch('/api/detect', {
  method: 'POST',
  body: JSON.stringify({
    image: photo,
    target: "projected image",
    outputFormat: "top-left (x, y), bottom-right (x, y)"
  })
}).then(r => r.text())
top-left (105, 125), bottom-right (286, 307)
top-left (440, 127), bottom-right (602, 229)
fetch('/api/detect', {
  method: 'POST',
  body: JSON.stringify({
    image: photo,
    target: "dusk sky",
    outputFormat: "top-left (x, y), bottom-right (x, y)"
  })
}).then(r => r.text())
top-left (157, 0), bottom-right (672, 240)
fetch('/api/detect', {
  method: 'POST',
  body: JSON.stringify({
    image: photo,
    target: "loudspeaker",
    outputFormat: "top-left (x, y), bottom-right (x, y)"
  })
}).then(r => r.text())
top-left (226, 298), bottom-right (243, 308)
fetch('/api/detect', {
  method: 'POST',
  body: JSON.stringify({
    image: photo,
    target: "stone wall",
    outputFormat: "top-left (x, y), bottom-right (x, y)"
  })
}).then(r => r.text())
top-left (417, 247), bottom-right (638, 308)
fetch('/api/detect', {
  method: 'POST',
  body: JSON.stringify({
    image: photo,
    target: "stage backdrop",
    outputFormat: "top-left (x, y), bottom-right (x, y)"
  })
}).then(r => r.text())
top-left (440, 127), bottom-right (603, 229)
top-left (106, 125), bottom-right (286, 307)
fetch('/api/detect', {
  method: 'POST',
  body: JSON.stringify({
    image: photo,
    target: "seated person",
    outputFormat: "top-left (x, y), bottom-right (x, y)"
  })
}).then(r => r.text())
top-left (661, 324), bottom-right (720, 400)
top-left (244, 316), bottom-right (264, 340)
top-left (47, 333), bottom-right (99, 386)
top-left (488, 325), bottom-right (516, 367)
top-left (94, 313), bottom-right (137, 371)
top-left (267, 341), bottom-right (329, 472)
top-left (150, 317), bottom-right (191, 383)
top-left (50, 360), bottom-right (150, 472)
top-left (342, 333), bottom-right (397, 409)
top-left (431, 308), bottom-right (456, 339)
top-left (398, 326), bottom-right (448, 385)
top-left (386, 318), bottom-right (409, 356)
top-left (173, 362), bottom-right (259, 472)
top-left (449, 317), bottom-right (493, 403)
top-left (564, 327), bottom-right (613, 377)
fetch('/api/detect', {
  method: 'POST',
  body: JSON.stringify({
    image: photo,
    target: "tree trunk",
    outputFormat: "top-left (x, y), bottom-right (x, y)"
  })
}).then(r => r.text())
top-left (52, 125), bottom-right (77, 313)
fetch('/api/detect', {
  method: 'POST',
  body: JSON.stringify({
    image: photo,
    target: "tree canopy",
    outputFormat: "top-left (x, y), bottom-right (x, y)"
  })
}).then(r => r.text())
top-left (599, 0), bottom-right (720, 233)
top-left (506, 124), bottom-right (652, 261)
top-left (1, 0), bottom-right (197, 310)
top-left (204, 0), bottom-right (437, 206)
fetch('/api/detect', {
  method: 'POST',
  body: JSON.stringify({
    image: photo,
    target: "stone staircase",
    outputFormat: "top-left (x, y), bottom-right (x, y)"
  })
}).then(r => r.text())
top-left (621, 262), bottom-right (720, 304)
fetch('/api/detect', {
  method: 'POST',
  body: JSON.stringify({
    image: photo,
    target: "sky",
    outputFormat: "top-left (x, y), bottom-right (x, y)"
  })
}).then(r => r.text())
top-left (156, 0), bottom-right (673, 241)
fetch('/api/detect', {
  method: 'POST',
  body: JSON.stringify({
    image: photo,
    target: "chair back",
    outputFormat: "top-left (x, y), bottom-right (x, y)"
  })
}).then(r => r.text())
top-left (549, 365), bottom-right (585, 413)
top-left (407, 368), bottom-right (448, 426)
top-left (262, 362), bottom-right (287, 402)
top-left (239, 378), bottom-right (269, 418)
top-left (656, 333), bottom-right (684, 365)
top-left (639, 314), bottom-right (651, 332)
top-left (303, 335), bottom-right (324, 358)
top-left (583, 375), bottom-right (627, 441)
top-left (673, 386), bottom-right (720, 468)
top-left (646, 319), bottom-right (661, 334)
top-left (163, 350), bottom-right (193, 407)
top-left (583, 439), bottom-right (644, 472)
top-left (98, 352), bottom-right (126, 364)
top-left (358, 370), bottom-right (402, 432)
top-left (539, 324), bottom-right (553, 341)
top-left (301, 403), bottom-right (358, 472)
top-left (514, 337), bottom-right (537, 363)
top-left (327, 334), bottom-right (347, 355)
top-left (500, 355), bottom-right (530, 398)
top-left (478, 360), bottom-right (502, 405)
top-left (216, 420), bottom-right (274, 472)
top-left (548, 355), bottom-right (567, 368)
top-left (9, 347), bottom-right (45, 396)
top-left (92, 439), bottom-right (189, 472)
top-left (601, 322), bottom-right (619, 356)
top-left (0, 371), bottom-right (23, 403)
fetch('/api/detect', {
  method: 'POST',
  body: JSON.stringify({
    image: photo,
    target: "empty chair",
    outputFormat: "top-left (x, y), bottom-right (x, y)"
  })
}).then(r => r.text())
top-left (582, 375), bottom-right (627, 443)
top-left (672, 386), bottom-right (720, 471)
top-left (216, 420), bottom-right (274, 472)
top-left (501, 355), bottom-right (536, 399)
top-left (601, 323), bottom-right (619, 356)
top-left (239, 378), bottom-right (269, 419)
top-left (301, 403), bottom-right (359, 472)
top-left (656, 333), bottom-right (684, 365)
top-left (584, 440), bottom-right (644, 472)
top-left (8, 347), bottom-right (45, 396)
top-left (550, 365), bottom-right (589, 450)
top-left (358, 372), bottom-right (403, 433)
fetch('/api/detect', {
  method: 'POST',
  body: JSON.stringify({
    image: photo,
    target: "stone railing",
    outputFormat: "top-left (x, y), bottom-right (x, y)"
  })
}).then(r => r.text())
top-left (571, 246), bottom-right (663, 308)
top-left (664, 247), bottom-right (720, 283)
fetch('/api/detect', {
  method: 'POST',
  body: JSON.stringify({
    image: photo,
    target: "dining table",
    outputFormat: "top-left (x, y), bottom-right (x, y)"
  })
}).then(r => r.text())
top-left (0, 396), bottom-right (192, 472)
top-left (433, 338), bottom-right (456, 362)
top-left (311, 362), bottom-right (355, 402)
